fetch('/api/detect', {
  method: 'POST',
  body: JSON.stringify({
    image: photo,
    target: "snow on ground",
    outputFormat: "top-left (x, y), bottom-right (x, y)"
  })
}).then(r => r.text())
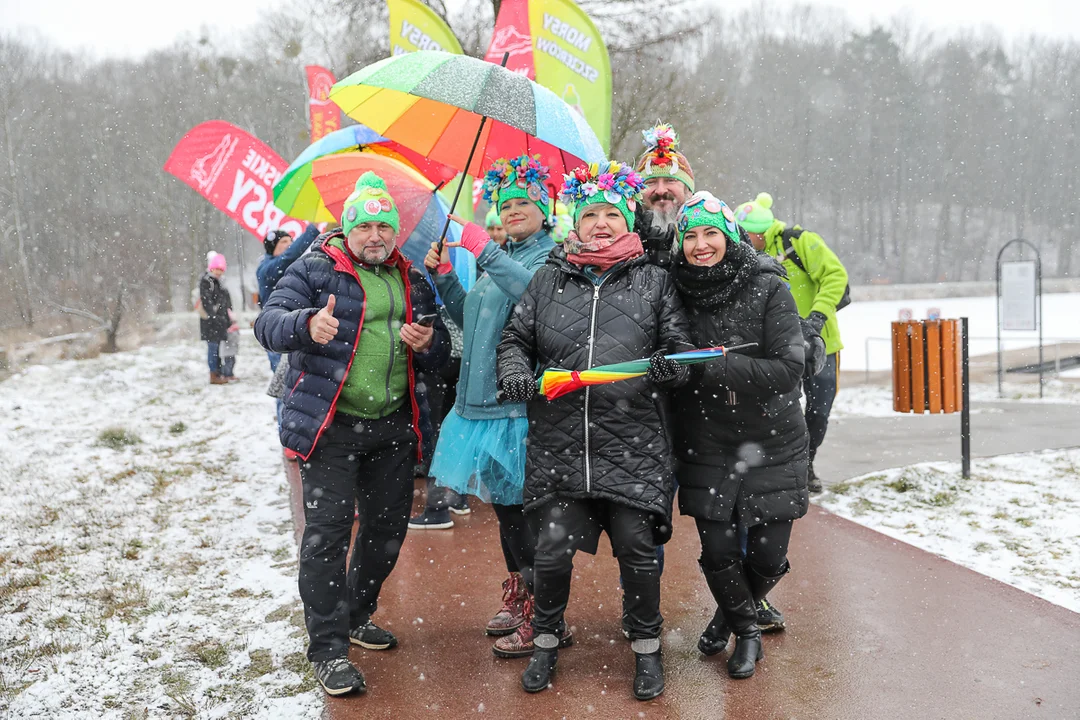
top-left (838, 292), bottom-right (1080, 371)
top-left (831, 379), bottom-right (1080, 418)
top-left (818, 449), bottom-right (1080, 613)
top-left (0, 341), bottom-right (322, 719)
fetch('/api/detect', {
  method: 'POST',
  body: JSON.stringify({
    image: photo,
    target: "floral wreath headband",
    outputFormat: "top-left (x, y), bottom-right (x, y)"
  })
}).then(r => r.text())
top-left (676, 191), bottom-right (740, 239)
top-left (482, 155), bottom-right (552, 208)
top-left (558, 161), bottom-right (646, 211)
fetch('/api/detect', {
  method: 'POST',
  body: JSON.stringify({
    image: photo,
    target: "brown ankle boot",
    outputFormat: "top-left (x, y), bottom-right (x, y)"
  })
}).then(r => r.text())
top-left (486, 572), bottom-right (527, 636)
top-left (210, 372), bottom-right (228, 385)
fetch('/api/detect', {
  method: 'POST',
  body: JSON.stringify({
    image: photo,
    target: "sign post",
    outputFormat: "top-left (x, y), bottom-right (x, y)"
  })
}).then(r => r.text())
top-left (995, 240), bottom-right (1042, 398)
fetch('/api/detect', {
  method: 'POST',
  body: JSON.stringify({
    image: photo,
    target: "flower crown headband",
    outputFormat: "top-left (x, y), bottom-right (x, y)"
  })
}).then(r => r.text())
top-left (482, 155), bottom-right (552, 206)
top-left (558, 161), bottom-right (646, 209)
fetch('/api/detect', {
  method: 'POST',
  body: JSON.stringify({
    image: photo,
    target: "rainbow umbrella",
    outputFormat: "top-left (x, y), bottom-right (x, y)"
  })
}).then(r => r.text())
top-left (329, 51), bottom-right (606, 182)
top-left (537, 344), bottom-right (759, 401)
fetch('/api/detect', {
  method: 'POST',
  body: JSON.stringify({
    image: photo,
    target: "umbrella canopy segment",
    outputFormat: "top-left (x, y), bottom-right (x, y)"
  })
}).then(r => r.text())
top-left (329, 51), bottom-right (606, 180)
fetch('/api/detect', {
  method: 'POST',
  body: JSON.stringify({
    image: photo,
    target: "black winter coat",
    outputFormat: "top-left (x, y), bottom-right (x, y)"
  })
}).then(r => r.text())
top-left (253, 233), bottom-right (449, 461)
top-left (497, 248), bottom-right (694, 534)
top-left (673, 247), bottom-right (810, 526)
top-left (199, 272), bottom-right (231, 342)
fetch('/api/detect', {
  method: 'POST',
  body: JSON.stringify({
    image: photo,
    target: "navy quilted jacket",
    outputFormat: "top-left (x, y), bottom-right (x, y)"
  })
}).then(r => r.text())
top-left (253, 232), bottom-right (449, 460)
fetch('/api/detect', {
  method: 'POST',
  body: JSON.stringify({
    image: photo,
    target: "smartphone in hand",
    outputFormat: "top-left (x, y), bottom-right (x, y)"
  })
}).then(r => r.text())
top-left (414, 313), bottom-right (439, 327)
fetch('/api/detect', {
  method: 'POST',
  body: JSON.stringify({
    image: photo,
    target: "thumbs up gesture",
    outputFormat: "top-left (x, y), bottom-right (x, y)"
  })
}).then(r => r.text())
top-left (310, 294), bottom-right (339, 345)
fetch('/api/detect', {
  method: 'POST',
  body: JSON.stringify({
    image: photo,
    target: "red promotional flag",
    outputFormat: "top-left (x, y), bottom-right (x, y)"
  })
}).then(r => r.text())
top-left (485, 0), bottom-right (536, 78)
top-left (306, 65), bottom-right (341, 143)
top-left (163, 120), bottom-right (312, 240)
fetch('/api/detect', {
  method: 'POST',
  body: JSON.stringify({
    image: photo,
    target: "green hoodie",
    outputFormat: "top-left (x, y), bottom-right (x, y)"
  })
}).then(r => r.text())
top-left (761, 219), bottom-right (847, 355)
top-left (328, 237), bottom-right (409, 419)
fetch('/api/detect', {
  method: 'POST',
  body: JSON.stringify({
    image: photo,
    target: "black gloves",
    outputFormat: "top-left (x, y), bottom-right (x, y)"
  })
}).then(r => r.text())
top-left (497, 372), bottom-right (536, 403)
top-left (807, 311), bottom-right (829, 334)
top-left (647, 349), bottom-right (688, 386)
top-left (800, 317), bottom-right (827, 377)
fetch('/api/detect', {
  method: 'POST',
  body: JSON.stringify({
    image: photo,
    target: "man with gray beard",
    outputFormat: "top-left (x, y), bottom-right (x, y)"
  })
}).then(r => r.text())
top-left (632, 122), bottom-right (696, 268)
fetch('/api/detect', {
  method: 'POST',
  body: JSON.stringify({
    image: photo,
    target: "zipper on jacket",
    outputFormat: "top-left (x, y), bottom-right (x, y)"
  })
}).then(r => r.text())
top-left (583, 278), bottom-right (605, 493)
top-left (375, 270), bottom-right (397, 416)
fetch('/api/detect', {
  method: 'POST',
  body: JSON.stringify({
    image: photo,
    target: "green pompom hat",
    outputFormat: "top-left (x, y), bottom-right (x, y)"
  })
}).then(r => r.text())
top-left (734, 192), bottom-right (775, 234)
top-left (484, 207), bottom-right (502, 228)
top-left (341, 172), bottom-right (400, 236)
top-left (676, 192), bottom-right (741, 247)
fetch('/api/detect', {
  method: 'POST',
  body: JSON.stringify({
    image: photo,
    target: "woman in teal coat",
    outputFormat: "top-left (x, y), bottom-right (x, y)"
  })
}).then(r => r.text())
top-left (423, 155), bottom-right (561, 658)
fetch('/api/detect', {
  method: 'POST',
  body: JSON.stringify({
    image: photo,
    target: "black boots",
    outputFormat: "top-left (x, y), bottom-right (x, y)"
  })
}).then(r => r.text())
top-left (521, 645), bottom-right (558, 693)
top-left (704, 561), bottom-right (764, 679)
top-left (631, 639), bottom-right (664, 700)
top-left (697, 609), bottom-right (730, 656)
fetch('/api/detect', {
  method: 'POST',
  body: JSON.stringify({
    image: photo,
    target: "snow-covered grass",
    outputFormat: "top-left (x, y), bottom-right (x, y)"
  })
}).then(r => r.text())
top-left (831, 380), bottom-right (1080, 418)
top-left (818, 449), bottom-right (1080, 613)
top-left (0, 341), bottom-right (321, 719)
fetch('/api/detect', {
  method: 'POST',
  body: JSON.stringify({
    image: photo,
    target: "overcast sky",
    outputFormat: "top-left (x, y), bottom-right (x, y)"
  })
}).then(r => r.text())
top-left (3, 0), bottom-right (1080, 59)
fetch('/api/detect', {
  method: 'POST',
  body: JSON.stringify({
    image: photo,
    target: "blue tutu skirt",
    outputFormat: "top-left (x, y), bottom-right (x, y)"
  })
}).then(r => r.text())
top-left (430, 410), bottom-right (528, 506)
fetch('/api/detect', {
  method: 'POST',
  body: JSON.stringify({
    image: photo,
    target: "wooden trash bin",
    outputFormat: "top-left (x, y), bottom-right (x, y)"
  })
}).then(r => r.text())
top-left (892, 319), bottom-right (963, 414)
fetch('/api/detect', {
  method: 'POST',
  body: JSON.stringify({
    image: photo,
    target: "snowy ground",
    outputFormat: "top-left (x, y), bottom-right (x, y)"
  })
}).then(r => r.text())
top-left (0, 341), bottom-right (322, 719)
top-left (831, 379), bottom-right (1080, 418)
top-left (838, 292), bottom-right (1080, 371)
top-left (818, 449), bottom-right (1080, 613)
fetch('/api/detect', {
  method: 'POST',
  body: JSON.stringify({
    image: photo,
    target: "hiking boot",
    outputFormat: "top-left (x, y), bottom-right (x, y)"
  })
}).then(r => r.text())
top-left (521, 645), bottom-right (558, 693)
top-left (493, 615), bottom-right (574, 658)
top-left (807, 463), bottom-right (824, 494)
top-left (349, 621), bottom-right (398, 650)
top-left (756, 597), bottom-right (786, 632)
top-left (697, 609), bottom-right (731, 656)
top-left (408, 508), bottom-right (454, 530)
top-left (312, 657), bottom-right (366, 696)
top-left (209, 372), bottom-right (228, 385)
top-left (448, 494), bottom-right (471, 515)
top-left (631, 640), bottom-right (664, 700)
top-left (486, 572), bottom-right (528, 636)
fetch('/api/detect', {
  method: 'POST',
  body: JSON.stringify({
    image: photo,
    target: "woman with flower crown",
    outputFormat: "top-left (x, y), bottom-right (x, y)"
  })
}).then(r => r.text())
top-left (423, 155), bottom-right (568, 659)
top-left (496, 160), bottom-right (694, 701)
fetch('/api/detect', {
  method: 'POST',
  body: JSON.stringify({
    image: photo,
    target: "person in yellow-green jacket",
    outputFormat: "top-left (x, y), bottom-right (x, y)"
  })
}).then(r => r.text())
top-left (735, 192), bottom-right (847, 496)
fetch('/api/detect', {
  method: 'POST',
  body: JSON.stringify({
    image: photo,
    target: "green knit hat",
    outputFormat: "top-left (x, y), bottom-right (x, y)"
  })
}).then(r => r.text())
top-left (484, 207), bottom-right (502, 228)
top-left (634, 122), bottom-right (695, 193)
top-left (559, 160), bottom-right (646, 231)
top-left (676, 192), bottom-right (741, 247)
top-left (481, 155), bottom-right (551, 218)
top-left (341, 172), bottom-right (400, 236)
top-left (734, 192), bottom-right (775, 233)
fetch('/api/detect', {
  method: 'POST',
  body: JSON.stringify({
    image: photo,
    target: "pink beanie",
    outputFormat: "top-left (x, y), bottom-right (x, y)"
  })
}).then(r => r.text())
top-left (207, 252), bottom-right (227, 272)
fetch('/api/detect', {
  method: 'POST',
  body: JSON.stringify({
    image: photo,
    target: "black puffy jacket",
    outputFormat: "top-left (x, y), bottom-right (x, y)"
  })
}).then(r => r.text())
top-left (673, 246), bottom-right (810, 526)
top-left (199, 272), bottom-right (231, 343)
top-left (497, 248), bottom-right (693, 532)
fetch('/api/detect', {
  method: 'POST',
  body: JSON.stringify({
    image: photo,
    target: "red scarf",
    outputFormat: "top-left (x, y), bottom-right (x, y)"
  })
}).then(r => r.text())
top-left (565, 232), bottom-right (644, 273)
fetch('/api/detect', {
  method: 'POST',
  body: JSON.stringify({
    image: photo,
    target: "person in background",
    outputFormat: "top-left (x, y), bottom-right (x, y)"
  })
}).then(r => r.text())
top-left (735, 192), bottom-right (847, 495)
top-left (200, 252), bottom-right (232, 385)
top-left (486, 207), bottom-right (508, 248)
top-left (633, 122), bottom-right (696, 269)
top-left (256, 224), bottom-right (321, 372)
top-left (253, 172), bottom-right (449, 697)
top-left (497, 160), bottom-right (693, 700)
top-left (669, 191), bottom-right (809, 679)
top-left (423, 156), bottom-right (557, 659)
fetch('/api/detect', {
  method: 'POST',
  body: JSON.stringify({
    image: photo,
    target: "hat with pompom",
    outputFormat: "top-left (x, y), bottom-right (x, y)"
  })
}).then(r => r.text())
top-left (734, 192), bottom-right (775, 234)
top-left (207, 251), bottom-right (227, 272)
top-left (559, 160), bottom-right (646, 230)
top-left (484, 207), bottom-right (502, 228)
top-left (482, 155), bottom-right (552, 217)
top-left (341, 172), bottom-right (400, 236)
top-left (634, 122), bottom-right (695, 193)
top-left (676, 192), bottom-right (741, 247)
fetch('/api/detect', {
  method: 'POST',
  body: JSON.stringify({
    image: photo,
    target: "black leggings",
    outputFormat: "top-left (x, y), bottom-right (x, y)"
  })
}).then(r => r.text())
top-left (493, 503), bottom-right (536, 588)
top-left (696, 513), bottom-right (792, 577)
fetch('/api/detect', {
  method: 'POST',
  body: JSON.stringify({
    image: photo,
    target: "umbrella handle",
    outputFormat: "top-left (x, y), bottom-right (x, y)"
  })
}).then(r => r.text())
top-left (437, 52), bottom-right (511, 252)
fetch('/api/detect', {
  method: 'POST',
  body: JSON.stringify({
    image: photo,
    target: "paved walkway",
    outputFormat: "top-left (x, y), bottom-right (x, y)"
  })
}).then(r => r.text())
top-left (278, 397), bottom-right (1080, 719)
